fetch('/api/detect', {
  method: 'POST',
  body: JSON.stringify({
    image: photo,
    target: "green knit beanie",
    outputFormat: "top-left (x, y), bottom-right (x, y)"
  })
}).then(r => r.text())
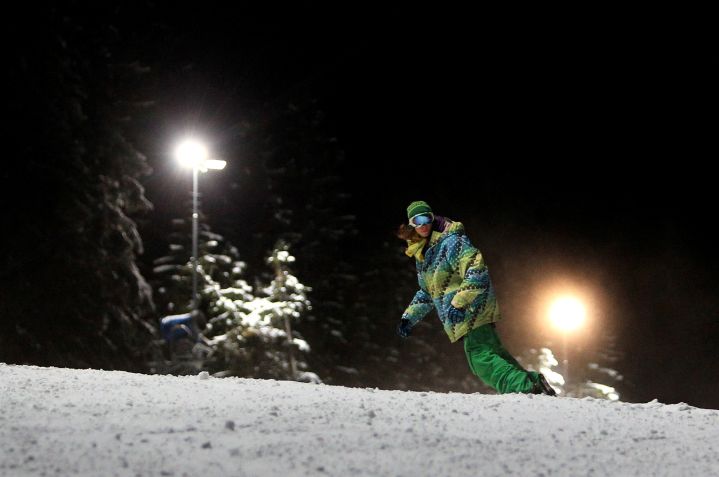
top-left (406, 200), bottom-right (433, 219)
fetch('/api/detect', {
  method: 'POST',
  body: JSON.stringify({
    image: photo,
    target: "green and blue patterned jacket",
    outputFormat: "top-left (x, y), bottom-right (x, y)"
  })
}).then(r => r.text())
top-left (402, 220), bottom-right (501, 342)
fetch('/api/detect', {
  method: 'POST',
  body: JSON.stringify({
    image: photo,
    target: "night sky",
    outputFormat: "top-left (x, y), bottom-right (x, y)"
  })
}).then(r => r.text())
top-left (9, 5), bottom-right (718, 408)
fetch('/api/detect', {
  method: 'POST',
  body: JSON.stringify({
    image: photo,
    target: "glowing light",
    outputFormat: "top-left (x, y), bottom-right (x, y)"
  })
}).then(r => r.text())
top-left (205, 159), bottom-right (226, 170)
top-left (176, 139), bottom-right (209, 169)
top-left (549, 296), bottom-right (586, 331)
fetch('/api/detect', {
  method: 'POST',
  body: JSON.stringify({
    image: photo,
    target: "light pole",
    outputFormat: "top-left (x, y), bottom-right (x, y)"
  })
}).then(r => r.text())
top-left (175, 139), bottom-right (226, 313)
top-left (549, 295), bottom-right (586, 394)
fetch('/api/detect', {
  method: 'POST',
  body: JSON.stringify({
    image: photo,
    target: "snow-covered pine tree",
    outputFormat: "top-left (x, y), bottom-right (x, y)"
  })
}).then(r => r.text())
top-left (250, 98), bottom-right (362, 385)
top-left (149, 215), bottom-right (253, 374)
top-left (201, 240), bottom-right (319, 382)
top-left (152, 220), bottom-right (319, 381)
top-left (2, 6), bottom-right (156, 370)
top-left (580, 328), bottom-right (623, 400)
top-left (520, 339), bottom-right (622, 400)
top-left (152, 218), bottom-right (254, 320)
top-left (262, 240), bottom-right (320, 383)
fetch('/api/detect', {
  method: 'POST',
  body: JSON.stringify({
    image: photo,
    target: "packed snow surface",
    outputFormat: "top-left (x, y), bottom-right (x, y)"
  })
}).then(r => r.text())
top-left (1, 364), bottom-right (717, 476)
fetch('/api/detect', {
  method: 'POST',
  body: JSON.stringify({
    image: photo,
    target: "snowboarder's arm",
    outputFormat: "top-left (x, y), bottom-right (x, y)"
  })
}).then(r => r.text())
top-left (401, 274), bottom-right (434, 327)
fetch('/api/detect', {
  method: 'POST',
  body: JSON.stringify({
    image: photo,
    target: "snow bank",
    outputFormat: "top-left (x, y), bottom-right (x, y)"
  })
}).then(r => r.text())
top-left (1, 363), bottom-right (717, 476)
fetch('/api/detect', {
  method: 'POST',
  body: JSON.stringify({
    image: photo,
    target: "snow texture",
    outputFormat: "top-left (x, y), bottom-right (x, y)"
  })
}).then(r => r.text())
top-left (1, 363), bottom-right (717, 476)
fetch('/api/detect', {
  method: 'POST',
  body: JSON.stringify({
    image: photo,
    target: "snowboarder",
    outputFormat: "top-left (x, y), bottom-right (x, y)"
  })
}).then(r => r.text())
top-left (396, 200), bottom-right (556, 396)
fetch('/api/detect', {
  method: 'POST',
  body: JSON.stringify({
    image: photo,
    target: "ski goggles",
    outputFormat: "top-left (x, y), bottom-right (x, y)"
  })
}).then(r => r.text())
top-left (409, 213), bottom-right (434, 228)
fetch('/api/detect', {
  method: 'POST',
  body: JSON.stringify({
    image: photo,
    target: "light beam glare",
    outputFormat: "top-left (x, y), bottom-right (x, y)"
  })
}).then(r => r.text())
top-left (176, 139), bottom-right (209, 169)
top-left (549, 296), bottom-right (586, 331)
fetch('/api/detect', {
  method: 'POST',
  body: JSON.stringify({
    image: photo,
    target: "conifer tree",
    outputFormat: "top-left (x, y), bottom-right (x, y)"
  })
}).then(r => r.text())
top-left (152, 219), bottom-right (319, 381)
top-left (2, 6), bottom-right (156, 370)
top-left (519, 337), bottom-right (623, 400)
top-left (250, 98), bottom-right (361, 383)
top-left (201, 240), bottom-right (318, 381)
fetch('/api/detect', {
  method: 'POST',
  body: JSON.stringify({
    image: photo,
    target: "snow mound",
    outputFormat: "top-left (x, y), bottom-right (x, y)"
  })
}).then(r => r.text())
top-left (1, 363), bottom-right (717, 476)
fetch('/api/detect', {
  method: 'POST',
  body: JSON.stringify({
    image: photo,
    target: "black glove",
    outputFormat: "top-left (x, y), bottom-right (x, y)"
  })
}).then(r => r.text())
top-left (396, 318), bottom-right (413, 338)
top-left (446, 305), bottom-right (466, 324)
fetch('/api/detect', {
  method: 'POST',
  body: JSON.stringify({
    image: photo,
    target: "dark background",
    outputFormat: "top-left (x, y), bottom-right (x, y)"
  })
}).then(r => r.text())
top-left (5, 4), bottom-right (718, 408)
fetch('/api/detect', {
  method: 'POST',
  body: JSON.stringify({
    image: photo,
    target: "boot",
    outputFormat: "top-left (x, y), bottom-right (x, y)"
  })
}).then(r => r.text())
top-left (532, 373), bottom-right (557, 396)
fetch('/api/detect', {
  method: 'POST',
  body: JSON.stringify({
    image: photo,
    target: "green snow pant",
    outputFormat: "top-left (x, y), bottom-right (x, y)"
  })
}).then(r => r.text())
top-left (463, 323), bottom-right (538, 394)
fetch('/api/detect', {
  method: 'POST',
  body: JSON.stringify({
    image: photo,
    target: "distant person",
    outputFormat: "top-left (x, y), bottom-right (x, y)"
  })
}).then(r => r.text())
top-left (396, 200), bottom-right (556, 396)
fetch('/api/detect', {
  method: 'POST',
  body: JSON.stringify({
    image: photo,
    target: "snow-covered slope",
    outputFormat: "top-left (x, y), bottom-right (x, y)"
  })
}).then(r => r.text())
top-left (1, 364), bottom-right (717, 476)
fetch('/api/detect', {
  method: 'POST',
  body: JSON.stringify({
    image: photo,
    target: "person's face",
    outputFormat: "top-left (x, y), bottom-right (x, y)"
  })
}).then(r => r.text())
top-left (409, 213), bottom-right (433, 238)
top-left (416, 223), bottom-right (432, 238)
